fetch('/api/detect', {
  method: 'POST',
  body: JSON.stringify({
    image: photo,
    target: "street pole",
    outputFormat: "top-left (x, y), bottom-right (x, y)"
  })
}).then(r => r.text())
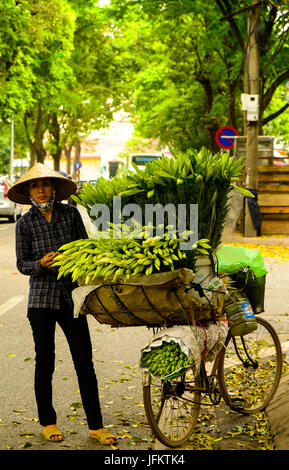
top-left (9, 116), bottom-right (14, 183)
top-left (244, 0), bottom-right (261, 236)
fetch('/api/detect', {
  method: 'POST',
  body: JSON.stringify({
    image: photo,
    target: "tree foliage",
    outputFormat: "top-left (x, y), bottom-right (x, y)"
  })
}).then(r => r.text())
top-left (264, 82), bottom-right (289, 146)
top-left (107, 0), bottom-right (289, 152)
top-left (0, 1), bottom-right (33, 118)
top-left (0, 0), bottom-right (130, 172)
top-left (1, 0), bottom-right (289, 173)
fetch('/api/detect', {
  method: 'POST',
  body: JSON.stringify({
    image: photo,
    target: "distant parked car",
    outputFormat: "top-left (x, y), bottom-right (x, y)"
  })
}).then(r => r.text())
top-left (129, 154), bottom-right (163, 171)
top-left (87, 179), bottom-right (98, 187)
top-left (0, 175), bottom-right (22, 222)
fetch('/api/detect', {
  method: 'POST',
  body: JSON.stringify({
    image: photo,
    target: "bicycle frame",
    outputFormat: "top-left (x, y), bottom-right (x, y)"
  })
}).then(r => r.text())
top-left (142, 315), bottom-right (282, 448)
top-left (196, 329), bottom-right (259, 402)
top-left (171, 327), bottom-right (262, 407)
top-left (183, 350), bottom-right (224, 406)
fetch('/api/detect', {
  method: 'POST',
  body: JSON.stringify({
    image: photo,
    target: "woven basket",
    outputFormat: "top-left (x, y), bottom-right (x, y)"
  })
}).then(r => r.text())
top-left (74, 268), bottom-right (225, 327)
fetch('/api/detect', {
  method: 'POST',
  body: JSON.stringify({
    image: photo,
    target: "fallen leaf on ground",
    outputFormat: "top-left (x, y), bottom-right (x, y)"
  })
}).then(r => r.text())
top-left (70, 402), bottom-right (83, 410)
top-left (227, 242), bottom-right (289, 261)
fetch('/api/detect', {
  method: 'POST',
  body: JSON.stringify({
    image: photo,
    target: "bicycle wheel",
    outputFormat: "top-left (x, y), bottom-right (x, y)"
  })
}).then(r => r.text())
top-left (143, 367), bottom-right (201, 448)
top-left (218, 316), bottom-right (282, 414)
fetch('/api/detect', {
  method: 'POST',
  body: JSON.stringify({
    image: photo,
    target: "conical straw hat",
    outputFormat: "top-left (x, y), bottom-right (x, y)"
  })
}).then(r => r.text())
top-left (7, 163), bottom-right (77, 205)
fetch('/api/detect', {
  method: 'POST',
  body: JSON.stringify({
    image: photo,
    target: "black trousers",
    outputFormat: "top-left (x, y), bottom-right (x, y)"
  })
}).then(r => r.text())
top-left (27, 301), bottom-right (103, 430)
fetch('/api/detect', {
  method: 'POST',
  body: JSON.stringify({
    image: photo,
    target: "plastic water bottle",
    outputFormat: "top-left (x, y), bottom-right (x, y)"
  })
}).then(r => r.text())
top-left (224, 288), bottom-right (258, 336)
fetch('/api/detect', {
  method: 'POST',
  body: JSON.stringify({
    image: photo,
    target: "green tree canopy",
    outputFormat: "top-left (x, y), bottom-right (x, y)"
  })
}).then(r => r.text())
top-left (1, 0), bottom-right (289, 172)
top-left (106, 0), bottom-right (289, 152)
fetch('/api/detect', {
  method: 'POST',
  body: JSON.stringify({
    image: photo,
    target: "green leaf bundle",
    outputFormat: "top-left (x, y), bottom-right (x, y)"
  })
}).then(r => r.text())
top-left (73, 147), bottom-right (247, 254)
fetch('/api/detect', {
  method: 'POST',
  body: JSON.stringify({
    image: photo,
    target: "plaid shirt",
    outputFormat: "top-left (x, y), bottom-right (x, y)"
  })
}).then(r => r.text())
top-left (16, 203), bottom-right (88, 310)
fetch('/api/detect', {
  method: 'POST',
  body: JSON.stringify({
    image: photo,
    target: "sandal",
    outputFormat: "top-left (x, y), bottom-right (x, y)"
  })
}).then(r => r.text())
top-left (42, 424), bottom-right (64, 442)
top-left (89, 428), bottom-right (117, 445)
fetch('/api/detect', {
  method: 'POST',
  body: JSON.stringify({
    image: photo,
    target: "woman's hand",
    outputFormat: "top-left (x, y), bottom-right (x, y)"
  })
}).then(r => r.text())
top-left (40, 252), bottom-right (59, 269)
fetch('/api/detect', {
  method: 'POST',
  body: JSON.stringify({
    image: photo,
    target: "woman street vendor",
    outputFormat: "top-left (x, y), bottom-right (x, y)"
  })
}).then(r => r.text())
top-left (8, 163), bottom-right (117, 445)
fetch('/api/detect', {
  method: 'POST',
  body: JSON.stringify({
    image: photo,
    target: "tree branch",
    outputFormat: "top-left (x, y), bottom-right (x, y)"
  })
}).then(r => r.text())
top-left (263, 102), bottom-right (289, 126)
top-left (215, 0), bottom-right (245, 51)
top-left (261, 28), bottom-right (289, 75)
top-left (219, 1), bottom-right (262, 20)
top-left (254, 4), bottom-right (277, 54)
top-left (263, 69), bottom-right (289, 109)
top-left (23, 113), bottom-right (32, 146)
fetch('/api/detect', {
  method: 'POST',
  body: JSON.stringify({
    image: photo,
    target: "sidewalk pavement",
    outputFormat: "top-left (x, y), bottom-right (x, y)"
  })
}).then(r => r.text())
top-left (222, 229), bottom-right (289, 451)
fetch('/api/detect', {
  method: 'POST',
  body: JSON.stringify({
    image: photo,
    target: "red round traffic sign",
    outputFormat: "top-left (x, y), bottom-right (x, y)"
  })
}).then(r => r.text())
top-left (215, 126), bottom-right (239, 149)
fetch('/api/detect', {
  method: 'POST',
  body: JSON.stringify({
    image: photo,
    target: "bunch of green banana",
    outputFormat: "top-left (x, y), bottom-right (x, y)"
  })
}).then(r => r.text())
top-left (140, 341), bottom-right (195, 377)
top-left (52, 224), bottom-right (211, 285)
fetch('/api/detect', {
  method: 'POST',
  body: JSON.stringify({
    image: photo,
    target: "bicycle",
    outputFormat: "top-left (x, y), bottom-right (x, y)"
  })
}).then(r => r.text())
top-left (142, 314), bottom-right (283, 448)
top-left (80, 266), bottom-right (283, 449)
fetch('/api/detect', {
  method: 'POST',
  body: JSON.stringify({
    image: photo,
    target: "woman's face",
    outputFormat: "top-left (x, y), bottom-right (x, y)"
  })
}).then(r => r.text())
top-left (28, 178), bottom-right (53, 204)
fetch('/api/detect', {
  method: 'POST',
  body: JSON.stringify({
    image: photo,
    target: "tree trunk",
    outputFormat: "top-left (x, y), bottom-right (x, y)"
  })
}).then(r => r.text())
top-left (73, 138), bottom-right (81, 181)
top-left (207, 120), bottom-right (221, 154)
top-left (30, 147), bottom-right (36, 167)
top-left (53, 148), bottom-right (62, 171)
top-left (49, 112), bottom-right (62, 171)
top-left (228, 77), bottom-right (242, 131)
top-left (31, 133), bottom-right (46, 164)
top-left (24, 104), bottom-right (47, 167)
top-left (65, 143), bottom-right (73, 176)
top-left (197, 76), bottom-right (220, 153)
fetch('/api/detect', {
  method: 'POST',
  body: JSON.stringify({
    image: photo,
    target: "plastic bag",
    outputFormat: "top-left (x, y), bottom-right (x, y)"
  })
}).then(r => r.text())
top-left (194, 321), bottom-right (228, 363)
top-left (216, 245), bottom-right (267, 278)
top-left (224, 189), bottom-right (244, 231)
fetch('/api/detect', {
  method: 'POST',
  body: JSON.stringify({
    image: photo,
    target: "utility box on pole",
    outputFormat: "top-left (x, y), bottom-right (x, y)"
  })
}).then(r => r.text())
top-left (241, 94), bottom-right (259, 122)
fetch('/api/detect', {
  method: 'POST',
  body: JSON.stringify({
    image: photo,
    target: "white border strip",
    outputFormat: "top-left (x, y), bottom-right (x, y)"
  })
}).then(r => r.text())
top-left (0, 295), bottom-right (25, 317)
